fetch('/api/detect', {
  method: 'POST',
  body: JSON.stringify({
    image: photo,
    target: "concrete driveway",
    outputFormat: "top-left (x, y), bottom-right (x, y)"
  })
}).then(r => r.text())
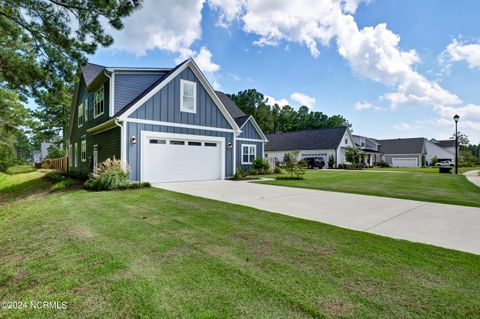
top-left (155, 180), bottom-right (480, 255)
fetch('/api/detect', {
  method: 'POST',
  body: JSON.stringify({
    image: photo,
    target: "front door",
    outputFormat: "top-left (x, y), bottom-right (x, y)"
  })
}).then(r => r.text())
top-left (93, 145), bottom-right (98, 173)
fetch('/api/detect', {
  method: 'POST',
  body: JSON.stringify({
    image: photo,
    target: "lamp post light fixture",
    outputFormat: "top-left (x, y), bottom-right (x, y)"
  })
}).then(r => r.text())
top-left (453, 114), bottom-right (459, 174)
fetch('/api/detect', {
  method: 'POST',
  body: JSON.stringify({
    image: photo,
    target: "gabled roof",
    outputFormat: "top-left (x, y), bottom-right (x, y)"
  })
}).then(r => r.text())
top-left (377, 138), bottom-right (425, 154)
top-left (265, 127), bottom-right (348, 151)
top-left (80, 63), bottom-right (105, 87)
top-left (234, 115), bottom-right (250, 127)
top-left (435, 139), bottom-right (456, 148)
top-left (215, 91), bottom-right (246, 118)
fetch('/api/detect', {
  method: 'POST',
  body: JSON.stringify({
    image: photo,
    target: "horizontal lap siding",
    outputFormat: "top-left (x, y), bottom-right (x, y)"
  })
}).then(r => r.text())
top-left (236, 141), bottom-right (264, 171)
top-left (93, 127), bottom-right (121, 164)
top-left (114, 73), bottom-right (165, 114)
top-left (128, 67), bottom-right (231, 129)
top-left (238, 119), bottom-right (261, 140)
top-left (127, 122), bottom-right (234, 181)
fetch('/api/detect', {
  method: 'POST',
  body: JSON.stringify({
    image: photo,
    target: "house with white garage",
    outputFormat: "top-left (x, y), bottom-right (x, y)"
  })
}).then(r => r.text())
top-left (67, 58), bottom-right (267, 183)
top-left (430, 139), bottom-right (456, 156)
top-left (264, 127), bottom-right (354, 167)
top-left (377, 137), bottom-right (454, 167)
top-left (352, 134), bottom-right (383, 166)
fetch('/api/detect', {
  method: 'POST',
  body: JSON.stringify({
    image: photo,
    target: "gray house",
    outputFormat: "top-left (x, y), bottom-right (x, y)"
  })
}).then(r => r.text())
top-left (352, 135), bottom-right (383, 166)
top-left (68, 59), bottom-right (267, 182)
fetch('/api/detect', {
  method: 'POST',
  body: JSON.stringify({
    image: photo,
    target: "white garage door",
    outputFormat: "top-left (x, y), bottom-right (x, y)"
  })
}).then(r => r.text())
top-left (392, 157), bottom-right (418, 168)
top-left (142, 132), bottom-right (224, 183)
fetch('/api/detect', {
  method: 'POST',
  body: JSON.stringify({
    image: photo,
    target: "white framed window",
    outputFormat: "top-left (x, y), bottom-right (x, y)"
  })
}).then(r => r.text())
top-left (180, 79), bottom-right (196, 113)
top-left (84, 98), bottom-right (88, 122)
top-left (241, 144), bottom-right (256, 164)
top-left (74, 142), bottom-right (78, 167)
top-left (69, 144), bottom-right (72, 167)
top-left (78, 103), bottom-right (84, 127)
top-left (94, 86), bottom-right (104, 118)
top-left (81, 140), bottom-right (86, 162)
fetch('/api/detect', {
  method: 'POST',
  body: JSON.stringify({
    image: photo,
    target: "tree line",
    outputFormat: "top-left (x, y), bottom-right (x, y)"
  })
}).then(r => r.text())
top-left (227, 89), bottom-right (350, 134)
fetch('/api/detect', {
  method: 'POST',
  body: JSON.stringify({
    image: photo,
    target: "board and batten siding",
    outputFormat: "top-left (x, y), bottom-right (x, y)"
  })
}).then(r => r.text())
top-left (114, 73), bottom-right (166, 114)
top-left (128, 67), bottom-right (231, 129)
top-left (236, 141), bottom-right (264, 171)
top-left (237, 119), bottom-right (261, 140)
top-left (126, 122), bottom-right (234, 181)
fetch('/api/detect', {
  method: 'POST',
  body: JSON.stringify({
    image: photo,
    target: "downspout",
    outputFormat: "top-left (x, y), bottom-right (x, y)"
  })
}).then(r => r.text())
top-left (114, 118), bottom-right (126, 170)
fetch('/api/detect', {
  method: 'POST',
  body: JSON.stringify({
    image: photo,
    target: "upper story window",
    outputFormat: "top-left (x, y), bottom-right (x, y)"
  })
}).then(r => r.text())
top-left (78, 103), bottom-right (84, 127)
top-left (94, 86), bottom-right (105, 118)
top-left (84, 98), bottom-right (88, 122)
top-left (180, 79), bottom-right (196, 113)
top-left (345, 138), bottom-right (348, 144)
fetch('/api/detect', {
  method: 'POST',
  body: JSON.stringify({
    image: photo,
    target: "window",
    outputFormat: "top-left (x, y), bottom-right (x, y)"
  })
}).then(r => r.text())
top-left (69, 144), bottom-right (72, 167)
top-left (94, 86), bottom-right (104, 118)
top-left (84, 98), bottom-right (88, 122)
top-left (78, 103), bottom-right (84, 127)
top-left (204, 142), bottom-right (217, 147)
top-left (188, 141), bottom-right (201, 146)
top-left (345, 138), bottom-right (348, 144)
top-left (81, 140), bottom-right (86, 162)
top-left (170, 140), bottom-right (185, 145)
top-left (149, 139), bottom-right (166, 144)
top-left (242, 144), bottom-right (256, 164)
top-left (180, 79), bottom-right (196, 113)
top-left (74, 142), bottom-right (78, 167)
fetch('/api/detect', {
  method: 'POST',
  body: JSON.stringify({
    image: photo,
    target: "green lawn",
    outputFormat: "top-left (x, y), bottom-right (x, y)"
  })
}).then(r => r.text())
top-left (259, 169), bottom-right (480, 207)
top-left (0, 172), bottom-right (479, 318)
top-left (5, 165), bottom-right (36, 175)
top-left (369, 167), bottom-right (480, 174)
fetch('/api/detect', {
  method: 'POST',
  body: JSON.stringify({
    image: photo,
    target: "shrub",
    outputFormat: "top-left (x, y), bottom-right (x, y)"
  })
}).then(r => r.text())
top-left (374, 161), bottom-right (390, 168)
top-left (284, 151), bottom-right (306, 179)
top-left (45, 145), bottom-right (66, 159)
top-left (84, 158), bottom-right (129, 191)
top-left (344, 147), bottom-right (361, 164)
top-left (5, 165), bottom-right (36, 175)
top-left (51, 179), bottom-right (75, 192)
top-left (233, 167), bottom-right (248, 180)
top-left (117, 182), bottom-right (151, 190)
top-left (252, 158), bottom-right (270, 174)
top-left (249, 168), bottom-right (259, 175)
top-left (41, 162), bottom-right (52, 169)
top-left (61, 171), bottom-right (89, 181)
top-left (328, 155), bottom-right (335, 168)
top-left (431, 156), bottom-right (438, 166)
top-left (273, 166), bottom-right (283, 174)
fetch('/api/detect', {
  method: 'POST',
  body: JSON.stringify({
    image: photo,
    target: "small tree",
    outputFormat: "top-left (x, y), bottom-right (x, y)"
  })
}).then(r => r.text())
top-left (45, 145), bottom-right (66, 159)
top-left (344, 146), bottom-right (360, 164)
top-left (328, 155), bottom-right (335, 168)
top-left (431, 156), bottom-right (438, 166)
top-left (284, 151), bottom-right (306, 179)
top-left (253, 157), bottom-right (270, 174)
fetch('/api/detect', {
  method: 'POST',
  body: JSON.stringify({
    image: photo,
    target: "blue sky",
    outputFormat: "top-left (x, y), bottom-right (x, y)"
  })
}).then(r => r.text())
top-left (87, 0), bottom-right (480, 143)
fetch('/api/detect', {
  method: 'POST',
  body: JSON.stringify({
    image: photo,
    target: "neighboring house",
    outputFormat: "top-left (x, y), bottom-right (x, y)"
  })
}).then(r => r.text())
top-left (352, 135), bottom-right (383, 166)
top-left (68, 59), bottom-right (267, 182)
top-left (40, 142), bottom-right (53, 159)
top-left (32, 150), bottom-right (42, 164)
top-left (430, 139), bottom-right (456, 155)
top-left (264, 127), bottom-right (354, 168)
top-left (377, 137), bottom-right (455, 167)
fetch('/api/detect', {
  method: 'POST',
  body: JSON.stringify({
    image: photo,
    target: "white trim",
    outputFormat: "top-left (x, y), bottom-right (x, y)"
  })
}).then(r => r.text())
top-left (78, 102), bottom-right (84, 127)
top-left (125, 118), bottom-right (234, 133)
top-left (118, 59), bottom-right (241, 135)
top-left (233, 137), bottom-right (236, 173)
top-left (237, 138), bottom-right (264, 143)
top-left (81, 140), bottom-right (87, 162)
top-left (93, 86), bottom-right (105, 119)
top-left (241, 144), bottom-right (257, 165)
top-left (106, 68), bottom-right (171, 73)
top-left (140, 131), bottom-right (226, 182)
top-left (240, 116), bottom-right (268, 142)
top-left (74, 142), bottom-right (78, 167)
top-left (93, 144), bottom-right (98, 174)
top-left (179, 79), bottom-right (197, 113)
top-left (108, 71), bottom-right (115, 117)
top-left (114, 119), bottom-right (126, 169)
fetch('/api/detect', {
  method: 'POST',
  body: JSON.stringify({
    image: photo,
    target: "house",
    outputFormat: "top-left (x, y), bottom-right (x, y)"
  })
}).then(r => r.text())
top-left (377, 137), bottom-right (454, 167)
top-left (352, 135), bottom-right (383, 166)
top-left (32, 150), bottom-right (42, 164)
top-left (430, 139), bottom-right (456, 155)
top-left (68, 59), bottom-right (267, 182)
top-left (40, 142), bottom-right (53, 159)
top-left (264, 127), bottom-right (354, 167)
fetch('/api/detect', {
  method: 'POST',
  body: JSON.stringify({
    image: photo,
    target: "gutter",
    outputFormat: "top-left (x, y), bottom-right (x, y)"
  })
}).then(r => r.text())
top-left (114, 118), bottom-right (126, 167)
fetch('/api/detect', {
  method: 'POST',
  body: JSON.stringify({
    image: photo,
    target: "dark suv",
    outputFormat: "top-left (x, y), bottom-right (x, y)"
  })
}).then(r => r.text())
top-left (302, 157), bottom-right (325, 169)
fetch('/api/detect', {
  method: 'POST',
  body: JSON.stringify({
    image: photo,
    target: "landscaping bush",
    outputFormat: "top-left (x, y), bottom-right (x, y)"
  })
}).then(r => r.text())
top-left (5, 165), bottom-right (36, 175)
top-left (283, 151), bottom-right (306, 179)
top-left (51, 179), bottom-right (75, 192)
top-left (252, 158), bottom-right (270, 174)
top-left (273, 166), bottom-right (283, 174)
top-left (45, 145), bottom-right (66, 159)
top-left (336, 163), bottom-right (364, 170)
top-left (61, 170), bottom-right (89, 181)
top-left (249, 168), bottom-right (259, 175)
top-left (374, 161), bottom-right (390, 168)
top-left (117, 182), bottom-right (151, 190)
top-left (232, 167), bottom-right (248, 180)
top-left (328, 155), bottom-right (335, 168)
top-left (84, 158), bottom-right (129, 191)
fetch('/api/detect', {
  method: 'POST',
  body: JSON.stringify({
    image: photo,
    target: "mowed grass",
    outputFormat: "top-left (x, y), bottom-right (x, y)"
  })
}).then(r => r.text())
top-left (369, 167), bottom-right (480, 174)
top-left (0, 172), bottom-right (479, 318)
top-left (259, 169), bottom-right (480, 207)
top-left (5, 165), bottom-right (36, 175)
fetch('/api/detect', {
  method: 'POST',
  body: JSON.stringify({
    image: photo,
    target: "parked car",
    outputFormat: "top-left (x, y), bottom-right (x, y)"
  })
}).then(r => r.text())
top-left (303, 157), bottom-right (326, 169)
top-left (437, 160), bottom-right (454, 167)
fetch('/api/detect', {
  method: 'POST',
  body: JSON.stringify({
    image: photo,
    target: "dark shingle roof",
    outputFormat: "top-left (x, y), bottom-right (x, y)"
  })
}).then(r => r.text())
top-left (215, 91), bottom-right (246, 119)
top-left (80, 63), bottom-right (105, 86)
top-left (234, 115), bottom-right (250, 127)
top-left (377, 138), bottom-right (425, 154)
top-left (436, 139), bottom-right (456, 148)
top-left (265, 127), bottom-right (348, 151)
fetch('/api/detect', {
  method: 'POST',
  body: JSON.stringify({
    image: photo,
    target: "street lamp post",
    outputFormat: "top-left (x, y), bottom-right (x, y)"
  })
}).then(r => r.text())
top-left (453, 114), bottom-right (460, 174)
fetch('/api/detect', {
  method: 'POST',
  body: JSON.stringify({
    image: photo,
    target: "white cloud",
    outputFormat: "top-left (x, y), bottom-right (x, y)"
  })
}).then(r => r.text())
top-left (208, 0), bottom-right (246, 27)
top-left (354, 101), bottom-right (386, 111)
top-left (290, 92), bottom-right (315, 108)
top-left (393, 122), bottom-right (414, 130)
top-left (265, 95), bottom-right (289, 106)
top-left (442, 39), bottom-right (480, 70)
top-left (175, 47), bottom-right (220, 73)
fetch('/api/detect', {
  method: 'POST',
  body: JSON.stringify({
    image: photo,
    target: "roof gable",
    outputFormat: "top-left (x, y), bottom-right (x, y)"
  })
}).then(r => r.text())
top-left (378, 138), bottom-right (426, 154)
top-left (80, 63), bottom-right (105, 87)
top-left (215, 91), bottom-right (246, 118)
top-left (265, 127), bottom-right (348, 151)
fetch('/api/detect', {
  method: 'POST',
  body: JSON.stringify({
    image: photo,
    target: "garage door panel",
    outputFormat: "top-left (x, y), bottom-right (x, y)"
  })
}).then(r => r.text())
top-left (142, 134), bottom-right (223, 183)
top-left (392, 157), bottom-right (418, 168)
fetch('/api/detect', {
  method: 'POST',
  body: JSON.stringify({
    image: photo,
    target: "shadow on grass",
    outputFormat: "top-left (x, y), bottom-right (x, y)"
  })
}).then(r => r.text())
top-left (0, 174), bottom-right (53, 204)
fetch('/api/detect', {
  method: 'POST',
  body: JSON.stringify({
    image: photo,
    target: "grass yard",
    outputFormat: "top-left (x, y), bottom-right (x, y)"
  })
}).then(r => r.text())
top-left (369, 167), bottom-right (480, 174)
top-left (0, 172), bottom-right (480, 318)
top-left (4, 165), bottom-right (36, 175)
top-left (260, 169), bottom-right (480, 207)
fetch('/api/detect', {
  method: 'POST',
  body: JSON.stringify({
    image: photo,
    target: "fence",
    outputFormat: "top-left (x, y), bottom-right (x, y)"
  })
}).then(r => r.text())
top-left (42, 156), bottom-right (69, 172)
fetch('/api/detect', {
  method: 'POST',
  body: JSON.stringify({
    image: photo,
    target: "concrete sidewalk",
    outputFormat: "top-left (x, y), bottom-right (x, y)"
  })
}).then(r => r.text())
top-left (156, 180), bottom-right (480, 255)
top-left (464, 169), bottom-right (480, 187)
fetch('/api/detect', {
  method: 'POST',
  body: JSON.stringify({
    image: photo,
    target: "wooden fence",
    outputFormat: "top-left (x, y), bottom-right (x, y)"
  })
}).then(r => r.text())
top-left (42, 156), bottom-right (69, 172)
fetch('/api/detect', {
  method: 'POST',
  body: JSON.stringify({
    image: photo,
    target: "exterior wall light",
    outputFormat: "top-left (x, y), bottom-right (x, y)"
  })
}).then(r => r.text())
top-left (228, 143), bottom-right (233, 148)
top-left (131, 136), bottom-right (137, 144)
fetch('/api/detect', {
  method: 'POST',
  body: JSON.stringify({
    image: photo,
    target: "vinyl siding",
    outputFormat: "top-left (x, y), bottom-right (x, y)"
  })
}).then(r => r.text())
top-left (237, 119), bottom-right (262, 140)
top-left (128, 66), bottom-right (231, 129)
top-left (126, 122), bottom-right (234, 181)
top-left (114, 73), bottom-right (165, 114)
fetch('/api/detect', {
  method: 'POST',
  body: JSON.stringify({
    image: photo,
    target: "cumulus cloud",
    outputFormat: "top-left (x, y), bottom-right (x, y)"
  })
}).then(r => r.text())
top-left (290, 92), bottom-right (316, 108)
top-left (354, 101), bottom-right (386, 111)
top-left (208, 0), bottom-right (246, 26)
top-left (441, 39), bottom-right (480, 70)
top-left (175, 47), bottom-right (220, 73)
top-left (265, 95), bottom-right (289, 107)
